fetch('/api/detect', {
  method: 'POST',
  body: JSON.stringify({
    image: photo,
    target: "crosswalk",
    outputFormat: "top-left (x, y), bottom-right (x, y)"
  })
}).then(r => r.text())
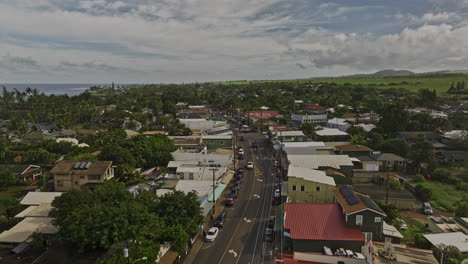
top-left (262, 241), bottom-right (273, 257)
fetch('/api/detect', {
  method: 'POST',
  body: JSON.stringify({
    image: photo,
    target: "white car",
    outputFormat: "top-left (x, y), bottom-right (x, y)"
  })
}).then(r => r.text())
top-left (274, 189), bottom-right (280, 198)
top-left (205, 227), bottom-right (219, 242)
top-left (396, 218), bottom-right (408, 230)
top-left (246, 161), bottom-right (254, 170)
top-left (238, 149), bottom-right (245, 155)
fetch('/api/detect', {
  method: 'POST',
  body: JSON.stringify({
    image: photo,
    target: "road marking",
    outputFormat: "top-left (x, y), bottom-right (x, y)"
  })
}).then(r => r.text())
top-left (228, 249), bottom-right (238, 258)
top-left (253, 194), bottom-right (260, 198)
top-left (257, 178), bottom-right (263, 182)
top-left (243, 217), bottom-right (251, 223)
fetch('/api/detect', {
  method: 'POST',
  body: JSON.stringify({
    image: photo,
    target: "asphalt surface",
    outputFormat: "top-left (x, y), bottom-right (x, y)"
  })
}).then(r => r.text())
top-left (192, 132), bottom-right (277, 264)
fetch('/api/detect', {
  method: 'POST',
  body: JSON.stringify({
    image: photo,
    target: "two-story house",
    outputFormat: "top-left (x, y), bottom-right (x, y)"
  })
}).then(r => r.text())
top-left (333, 186), bottom-right (386, 241)
top-left (287, 165), bottom-right (336, 203)
top-left (291, 104), bottom-right (328, 124)
top-left (50, 161), bottom-right (114, 192)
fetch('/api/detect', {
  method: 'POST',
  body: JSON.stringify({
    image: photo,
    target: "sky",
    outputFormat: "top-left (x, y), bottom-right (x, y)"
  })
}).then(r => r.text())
top-left (1, 0), bottom-right (468, 83)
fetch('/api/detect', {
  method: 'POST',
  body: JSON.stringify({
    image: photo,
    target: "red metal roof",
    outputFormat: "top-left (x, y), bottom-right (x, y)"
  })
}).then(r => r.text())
top-left (284, 203), bottom-right (364, 241)
top-left (246, 111), bottom-right (284, 119)
top-left (304, 104), bottom-right (326, 110)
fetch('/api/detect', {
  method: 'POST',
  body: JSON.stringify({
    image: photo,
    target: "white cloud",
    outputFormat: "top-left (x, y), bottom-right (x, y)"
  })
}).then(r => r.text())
top-left (0, 1), bottom-right (467, 82)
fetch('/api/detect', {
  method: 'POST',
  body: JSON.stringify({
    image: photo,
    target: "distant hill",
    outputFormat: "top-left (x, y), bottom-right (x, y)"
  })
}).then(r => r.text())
top-left (345, 69), bottom-right (415, 78)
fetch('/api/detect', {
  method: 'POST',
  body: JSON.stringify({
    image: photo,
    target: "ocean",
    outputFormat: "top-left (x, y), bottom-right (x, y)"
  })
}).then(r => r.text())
top-left (0, 83), bottom-right (111, 96)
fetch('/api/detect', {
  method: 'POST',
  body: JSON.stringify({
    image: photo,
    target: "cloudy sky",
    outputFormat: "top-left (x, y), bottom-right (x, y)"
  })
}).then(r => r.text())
top-left (1, 0), bottom-right (468, 83)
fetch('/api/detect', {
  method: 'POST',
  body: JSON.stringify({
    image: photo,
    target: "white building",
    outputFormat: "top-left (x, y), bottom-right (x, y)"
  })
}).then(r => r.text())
top-left (326, 118), bottom-right (352, 132)
top-left (291, 113), bottom-right (328, 124)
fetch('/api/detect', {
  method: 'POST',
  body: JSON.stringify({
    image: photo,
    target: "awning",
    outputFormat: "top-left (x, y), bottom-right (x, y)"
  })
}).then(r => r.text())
top-left (207, 184), bottom-right (227, 202)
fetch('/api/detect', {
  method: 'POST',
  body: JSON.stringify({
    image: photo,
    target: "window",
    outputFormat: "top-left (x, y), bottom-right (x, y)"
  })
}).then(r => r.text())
top-left (300, 186), bottom-right (305, 191)
top-left (189, 173), bottom-right (194, 180)
top-left (220, 141), bottom-right (224, 145)
top-left (356, 215), bottom-right (363, 225)
top-left (316, 186), bottom-right (321, 191)
top-left (292, 185), bottom-right (296, 191)
top-left (88, 175), bottom-right (101, 181)
top-left (385, 237), bottom-right (392, 243)
top-left (364, 232), bottom-right (373, 241)
top-left (80, 176), bottom-right (85, 179)
top-left (375, 217), bottom-right (382, 223)
top-left (74, 181), bottom-right (79, 185)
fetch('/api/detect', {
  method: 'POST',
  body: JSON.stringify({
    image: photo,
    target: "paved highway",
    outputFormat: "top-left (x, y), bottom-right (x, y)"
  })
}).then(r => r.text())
top-left (192, 132), bottom-right (277, 264)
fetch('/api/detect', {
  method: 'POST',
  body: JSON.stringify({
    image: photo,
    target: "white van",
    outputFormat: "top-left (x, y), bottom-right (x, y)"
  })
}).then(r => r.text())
top-left (424, 202), bottom-right (433, 215)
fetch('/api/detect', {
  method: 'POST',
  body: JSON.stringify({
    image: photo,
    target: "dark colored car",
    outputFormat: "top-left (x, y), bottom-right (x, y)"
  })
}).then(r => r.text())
top-left (264, 228), bottom-right (273, 242)
top-left (239, 136), bottom-right (244, 141)
top-left (225, 197), bottom-right (236, 206)
top-left (238, 154), bottom-right (244, 160)
top-left (232, 182), bottom-right (240, 190)
top-left (252, 141), bottom-right (258, 149)
top-left (228, 189), bottom-right (238, 199)
top-left (237, 168), bottom-right (244, 174)
top-left (214, 212), bottom-right (226, 228)
top-left (268, 216), bottom-right (275, 229)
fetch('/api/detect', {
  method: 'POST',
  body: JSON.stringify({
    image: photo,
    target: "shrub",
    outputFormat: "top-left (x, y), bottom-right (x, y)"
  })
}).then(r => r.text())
top-left (432, 169), bottom-right (451, 182)
top-left (415, 184), bottom-right (432, 202)
top-left (413, 174), bottom-right (425, 182)
top-left (414, 234), bottom-right (431, 249)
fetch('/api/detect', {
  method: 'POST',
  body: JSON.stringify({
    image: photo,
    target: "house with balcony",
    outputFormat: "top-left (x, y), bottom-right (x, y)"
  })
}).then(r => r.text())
top-left (50, 161), bottom-right (114, 192)
top-left (0, 164), bottom-right (43, 182)
top-left (291, 104), bottom-right (328, 124)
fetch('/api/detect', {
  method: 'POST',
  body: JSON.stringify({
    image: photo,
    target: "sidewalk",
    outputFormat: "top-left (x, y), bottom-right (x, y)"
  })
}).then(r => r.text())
top-left (183, 184), bottom-right (230, 264)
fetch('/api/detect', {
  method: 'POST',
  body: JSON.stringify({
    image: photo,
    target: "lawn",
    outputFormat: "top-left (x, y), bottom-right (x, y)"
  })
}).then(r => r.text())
top-left (409, 180), bottom-right (465, 212)
top-left (0, 186), bottom-right (25, 212)
top-left (216, 73), bottom-right (468, 95)
top-left (400, 219), bottom-right (427, 246)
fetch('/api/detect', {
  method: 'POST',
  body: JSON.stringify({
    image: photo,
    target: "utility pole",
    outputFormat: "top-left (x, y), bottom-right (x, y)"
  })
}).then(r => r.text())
top-left (209, 168), bottom-right (219, 217)
top-left (386, 172), bottom-right (389, 205)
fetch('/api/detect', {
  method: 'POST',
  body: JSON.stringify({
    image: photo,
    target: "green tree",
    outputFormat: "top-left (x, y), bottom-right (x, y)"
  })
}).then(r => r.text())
top-left (160, 225), bottom-right (189, 253)
top-left (415, 184), bottom-right (432, 202)
top-left (388, 178), bottom-right (404, 191)
top-left (433, 244), bottom-right (462, 264)
top-left (377, 103), bottom-right (409, 135)
top-left (8, 117), bottom-right (29, 138)
top-left (99, 239), bottom-right (160, 264)
top-left (154, 191), bottom-right (203, 236)
top-left (408, 135), bottom-right (434, 170)
top-left (349, 134), bottom-right (367, 146)
top-left (0, 170), bottom-right (16, 190)
top-left (454, 195), bottom-right (468, 217)
top-left (51, 182), bottom-right (164, 252)
top-left (377, 138), bottom-right (409, 157)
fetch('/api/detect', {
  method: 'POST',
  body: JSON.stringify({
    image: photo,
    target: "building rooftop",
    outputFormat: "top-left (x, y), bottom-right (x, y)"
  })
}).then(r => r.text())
top-left (20, 192), bottom-right (63, 205)
top-left (15, 204), bottom-right (53, 218)
top-left (287, 165), bottom-right (336, 186)
top-left (373, 242), bottom-right (438, 264)
top-left (288, 155), bottom-right (353, 170)
top-left (304, 104), bottom-right (326, 111)
top-left (277, 131), bottom-right (306, 137)
top-left (383, 221), bottom-right (404, 239)
top-left (316, 128), bottom-right (348, 136)
top-left (50, 161), bottom-right (112, 176)
top-left (424, 232), bottom-right (468, 253)
top-left (333, 186), bottom-right (385, 216)
top-left (284, 203), bottom-right (364, 241)
top-left (0, 217), bottom-right (58, 243)
top-left (0, 164), bottom-right (40, 175)
top-left (370, 153), bottom-right (406, 162)
top-left (282, 142), bottom-right (325, 148)
top-left (327, 118), bottom-right (350, 125)
top-left (336, 144), bottom-right (372, 152)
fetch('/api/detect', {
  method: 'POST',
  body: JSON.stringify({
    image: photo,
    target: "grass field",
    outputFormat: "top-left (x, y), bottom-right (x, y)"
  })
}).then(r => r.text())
top-left (217, 73), bottom-right (468, 95)
top-left (409, 180), bottom-right (464, 212)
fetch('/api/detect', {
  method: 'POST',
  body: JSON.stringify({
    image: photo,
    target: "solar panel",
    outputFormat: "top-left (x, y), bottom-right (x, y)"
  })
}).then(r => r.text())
top-left (340, 187), bottom-right (353, 197)
top-left (73, 162), bottom-right (81, 169)
top-left (84, 162), bottom-right (92, 169)
top-left (79, 162), bottom-right (87, 169)
top-left (346, 196), bottom-right (360, 205)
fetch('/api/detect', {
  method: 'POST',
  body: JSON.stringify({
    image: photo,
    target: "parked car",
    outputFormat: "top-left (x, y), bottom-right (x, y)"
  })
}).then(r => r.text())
top-left (232, 182), bottom-right (241, 190)
top-left (353, 252), bottom-right (365, 259)
top-left (424, 202), bottom-right (433, 215)
top-left (246, 161), bottom-right (254, 170)
top-left (238, 154), bottom-right (244, 160)
top-left (226, 197), bottom-right (236, 206)
top-left (274, 189), bottom-right (280, 198)
top-left (395, 218), bottom-right (407, 230)
top-left (239, 136), bottom-right (244, 141)
top-left (214, 212), bottom-right (226, 228)
top-left (262, 131), bottom-right (267, 135)
top-left (264, 228), bottom-right (273, 241)
top-left (238, 150), bottom-right (244, 156)
top-left (268, 216), bottom-right (275, 229)
top-left (228, 189), bottom-right (238, 199)
top-left (205, 227), bottom-right (219, 242)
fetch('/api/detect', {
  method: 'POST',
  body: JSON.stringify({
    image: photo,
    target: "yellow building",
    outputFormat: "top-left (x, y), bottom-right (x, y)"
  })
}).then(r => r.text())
top-left (287, 165), bottom-right (336, 203)
top-left (51, 161), bottom-right (114, 192)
